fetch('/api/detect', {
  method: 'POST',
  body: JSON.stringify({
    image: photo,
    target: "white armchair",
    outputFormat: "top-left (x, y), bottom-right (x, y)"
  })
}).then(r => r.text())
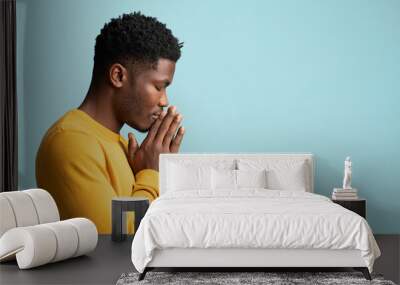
top-left (0, 189), bottom-right (98, 269)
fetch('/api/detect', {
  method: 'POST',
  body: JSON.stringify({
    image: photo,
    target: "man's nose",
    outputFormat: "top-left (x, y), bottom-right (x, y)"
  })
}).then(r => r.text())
top-left (159, 92), bottom-right (169, 107)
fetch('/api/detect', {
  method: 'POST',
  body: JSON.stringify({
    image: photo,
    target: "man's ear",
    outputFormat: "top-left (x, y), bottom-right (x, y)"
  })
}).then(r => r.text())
top-left (109, 63), bottom-right (127, 88)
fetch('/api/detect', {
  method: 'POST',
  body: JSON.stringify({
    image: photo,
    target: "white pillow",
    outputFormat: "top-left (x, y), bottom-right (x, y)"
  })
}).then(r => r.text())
top-left (266, 161), bottom-right (307, 191)
top-left (167, 163), bottom-right (212, 191)
top-left (236, 169), bottom-right (268, 188)
top-left (212, 168), bottom-right (236, 190)
top-left (238, 159), bottom-right (309, 191)
top-left (211, 169), bottom-right (268, 190)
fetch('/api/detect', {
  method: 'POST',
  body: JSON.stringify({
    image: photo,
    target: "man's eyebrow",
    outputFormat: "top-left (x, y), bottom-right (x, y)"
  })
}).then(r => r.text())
top-left (155, 79), bottom-right (171, 87)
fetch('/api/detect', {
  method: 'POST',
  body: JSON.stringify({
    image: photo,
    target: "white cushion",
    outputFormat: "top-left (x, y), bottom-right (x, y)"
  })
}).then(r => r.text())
top-left (236, 169), bottom-right (268, 188)
top-left (0, 189), bottom-right (60, 237)
top-left (267, 163), bottom-right (307, 191)
top-left (238, 159), bottom-right (309, 191)
top-left (24, 189), bottom-right (60, 223)
top-left (167, 163), bottom-right (212, 191)
top-left (212, 168), bottom-right (236, 190)
top-left (66, 218), bottom-right (98, 257)
top-left (0, 189), bottom-right (98, 269)
top-left (160, 154), bottom-right (314, 194)
top-left (42, 221), bottom-right (78, 262)
top-left (0, 225), bottom-right (57, 268)
top-left (0, 218), bottom-right (97, 269)
top-left (212, 169), bottom-right (268, 190)
top-left (0, 196), bottom-right (17, 237)
top-left (160, 156), bottom-right (237, 195)
top-left (0, 191), bottom-right (39, 227)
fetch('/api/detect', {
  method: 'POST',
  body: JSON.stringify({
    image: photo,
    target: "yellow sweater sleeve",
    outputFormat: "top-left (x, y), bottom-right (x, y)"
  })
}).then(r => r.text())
top-left (36, 130), bottom-right (116, 233)
top-left (37, 129), bottom-right (161, 234)
top-left (132, 169), bottom-right (159, 202)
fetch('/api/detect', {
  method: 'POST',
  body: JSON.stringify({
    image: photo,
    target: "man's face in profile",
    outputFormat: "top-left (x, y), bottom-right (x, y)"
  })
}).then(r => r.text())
top-left (116, 58), bottom-right (176, 133)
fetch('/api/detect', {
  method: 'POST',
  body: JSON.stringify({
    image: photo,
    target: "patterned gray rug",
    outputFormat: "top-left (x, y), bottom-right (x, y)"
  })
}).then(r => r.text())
top-left (116, 271), bottom-right (396, 285)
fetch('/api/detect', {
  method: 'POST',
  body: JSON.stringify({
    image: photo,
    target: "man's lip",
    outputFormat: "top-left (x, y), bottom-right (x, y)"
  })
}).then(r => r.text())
top-left (152, 113), bottom-right (161, 120)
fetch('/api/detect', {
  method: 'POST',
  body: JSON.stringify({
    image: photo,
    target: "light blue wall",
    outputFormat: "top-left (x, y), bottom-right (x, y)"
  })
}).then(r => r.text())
top-left (17, 0), bottom-right (400, 233)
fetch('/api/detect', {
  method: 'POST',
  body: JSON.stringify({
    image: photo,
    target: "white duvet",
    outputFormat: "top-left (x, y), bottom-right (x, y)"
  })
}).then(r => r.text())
top-left (131, 189), bottom-right (380, 273)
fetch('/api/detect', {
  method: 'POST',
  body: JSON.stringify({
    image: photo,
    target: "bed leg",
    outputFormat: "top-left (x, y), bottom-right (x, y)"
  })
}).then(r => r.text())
top-left (138, 268), bottom-right (148, 281)
top-left (362, 268), bottom-right (372, 280)
top-left (354, 267), bottom-right (371, 280)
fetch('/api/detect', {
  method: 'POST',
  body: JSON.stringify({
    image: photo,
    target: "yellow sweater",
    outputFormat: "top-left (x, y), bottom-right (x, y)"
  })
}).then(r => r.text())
top-left (36, 109), bottom-right (159, 234)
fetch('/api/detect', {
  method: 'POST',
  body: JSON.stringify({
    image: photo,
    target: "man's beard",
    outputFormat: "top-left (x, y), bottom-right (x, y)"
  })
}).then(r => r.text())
top-left (126, 117), bottom-right (152, 133)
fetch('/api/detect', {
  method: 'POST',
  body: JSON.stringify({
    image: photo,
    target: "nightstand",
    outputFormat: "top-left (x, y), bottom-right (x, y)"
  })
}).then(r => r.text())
top-left (332, 198), bottom-right (366, 218)
top-left (111, 197), bottom-right (149, 242)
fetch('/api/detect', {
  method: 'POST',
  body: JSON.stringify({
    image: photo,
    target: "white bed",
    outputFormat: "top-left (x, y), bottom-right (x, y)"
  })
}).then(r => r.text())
top-left (131, 153), bottom-right (380, 280)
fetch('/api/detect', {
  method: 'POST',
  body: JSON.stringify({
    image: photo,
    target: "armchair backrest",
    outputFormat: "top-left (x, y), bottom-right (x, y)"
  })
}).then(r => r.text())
top-left (0, 189), bottom-right (60, 237)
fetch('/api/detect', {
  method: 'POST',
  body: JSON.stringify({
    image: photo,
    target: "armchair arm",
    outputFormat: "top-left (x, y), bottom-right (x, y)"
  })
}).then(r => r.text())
top-left (0, 218), bottom-right (97, 269)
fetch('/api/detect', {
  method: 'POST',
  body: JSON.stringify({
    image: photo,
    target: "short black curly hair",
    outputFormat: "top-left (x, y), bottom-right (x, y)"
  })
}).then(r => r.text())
top-left (93, 12), bottom-right (183, 80)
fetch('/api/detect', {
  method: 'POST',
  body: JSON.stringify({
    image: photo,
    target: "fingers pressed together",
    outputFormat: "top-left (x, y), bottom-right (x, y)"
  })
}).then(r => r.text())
top-left (126, 105), bottom-right (185, 174)
top-left (143, 105), bottom-right (185, 153)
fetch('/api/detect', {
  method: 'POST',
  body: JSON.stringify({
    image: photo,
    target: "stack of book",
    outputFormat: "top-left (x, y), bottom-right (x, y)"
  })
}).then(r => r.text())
top-left (332, 188), bottom-right (358, 200)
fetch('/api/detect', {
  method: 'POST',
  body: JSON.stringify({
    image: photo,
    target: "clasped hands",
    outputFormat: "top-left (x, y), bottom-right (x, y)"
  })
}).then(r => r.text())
top-left (127, 106), bottom-right (185, 174)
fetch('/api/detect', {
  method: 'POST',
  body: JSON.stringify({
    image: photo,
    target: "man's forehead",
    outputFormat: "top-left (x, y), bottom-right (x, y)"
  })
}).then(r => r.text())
top-left (154, 58), bottom-right (176, 73)
top-left (142, 58), bottom-right (175, 80)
